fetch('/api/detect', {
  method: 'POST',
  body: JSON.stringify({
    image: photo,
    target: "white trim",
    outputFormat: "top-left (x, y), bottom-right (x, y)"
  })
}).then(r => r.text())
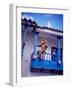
top-left (9, 3), bottom-right (70, 86)
top-left (36, 28), bottom-right (63, 37)
top-left (9, 4), bottom-right (17, 86)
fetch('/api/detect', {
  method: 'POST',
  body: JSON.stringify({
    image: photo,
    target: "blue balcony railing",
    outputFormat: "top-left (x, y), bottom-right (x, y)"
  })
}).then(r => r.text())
top-left (31, 51), bottom-right (63, 62)
top-left (30, 52), bottom-right (63, 72)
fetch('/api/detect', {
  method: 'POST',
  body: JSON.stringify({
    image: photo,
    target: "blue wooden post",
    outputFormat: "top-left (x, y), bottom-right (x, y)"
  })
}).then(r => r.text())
top-left (57, 36), bottom-right (61, 64)
top-left (22, 25), bottom-right (27, 57)
top-left (33, 32), bottom-right (38, 52)
top-left (23, 27), bottom-right (27, 43)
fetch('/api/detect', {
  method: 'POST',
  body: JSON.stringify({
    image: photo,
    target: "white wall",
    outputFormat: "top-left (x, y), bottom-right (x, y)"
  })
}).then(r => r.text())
top-left (22, 31), bottom-right (34, 77)
top-left (21, 30), bottom-right (63, 77)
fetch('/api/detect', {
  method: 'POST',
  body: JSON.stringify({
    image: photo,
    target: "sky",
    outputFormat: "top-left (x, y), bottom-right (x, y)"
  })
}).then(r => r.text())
top-left (21, 12), bottom-right (63, 31)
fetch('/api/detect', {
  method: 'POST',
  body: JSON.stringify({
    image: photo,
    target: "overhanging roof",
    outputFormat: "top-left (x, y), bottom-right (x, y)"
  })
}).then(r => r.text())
top-left (22, 18), bottom-right (63, 37)
top-left (36, 27), bottom-right (63, 37)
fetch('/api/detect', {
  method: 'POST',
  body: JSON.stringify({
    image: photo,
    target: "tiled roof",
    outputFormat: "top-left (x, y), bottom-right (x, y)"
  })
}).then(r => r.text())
top-left (21, 18), bottom-right (63, 33)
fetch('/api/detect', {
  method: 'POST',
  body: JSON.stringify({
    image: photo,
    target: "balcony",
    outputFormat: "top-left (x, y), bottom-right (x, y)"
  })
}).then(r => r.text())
top-left (30, 52), bottom-right (63, 75)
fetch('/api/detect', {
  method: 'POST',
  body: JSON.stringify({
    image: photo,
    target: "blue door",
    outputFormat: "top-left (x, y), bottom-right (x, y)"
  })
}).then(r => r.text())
top-left (51, 47), bottom-right (63, 62)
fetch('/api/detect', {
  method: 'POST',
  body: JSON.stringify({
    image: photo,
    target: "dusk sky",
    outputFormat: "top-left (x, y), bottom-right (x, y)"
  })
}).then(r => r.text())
top-left (21, 12), bottom-right (63, 31)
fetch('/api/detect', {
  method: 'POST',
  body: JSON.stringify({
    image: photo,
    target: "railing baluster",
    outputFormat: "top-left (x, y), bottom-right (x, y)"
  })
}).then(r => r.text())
top-left (32, 51), bottom-right (62, 61)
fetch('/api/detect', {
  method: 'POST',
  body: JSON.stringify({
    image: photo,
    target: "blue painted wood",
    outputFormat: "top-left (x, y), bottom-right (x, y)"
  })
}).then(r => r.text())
top-left (33, 32), bottom-right (38, 52)
top-left (57, 37), bottom-right (61, 63)
top-left (31, 59), bottom-right (63, 71)
top-left (22, 26), bottom-right (27, 57)
top-left (23, 28), bottom-right (27, 43)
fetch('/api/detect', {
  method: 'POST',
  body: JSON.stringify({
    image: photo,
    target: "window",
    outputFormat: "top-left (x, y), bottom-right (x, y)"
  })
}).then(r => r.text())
top-left (51, 47), bottom-right (63, 61)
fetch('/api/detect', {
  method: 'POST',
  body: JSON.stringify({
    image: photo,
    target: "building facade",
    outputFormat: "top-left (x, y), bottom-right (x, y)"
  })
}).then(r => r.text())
top-left (21, 18), bottom-right (63, 77)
